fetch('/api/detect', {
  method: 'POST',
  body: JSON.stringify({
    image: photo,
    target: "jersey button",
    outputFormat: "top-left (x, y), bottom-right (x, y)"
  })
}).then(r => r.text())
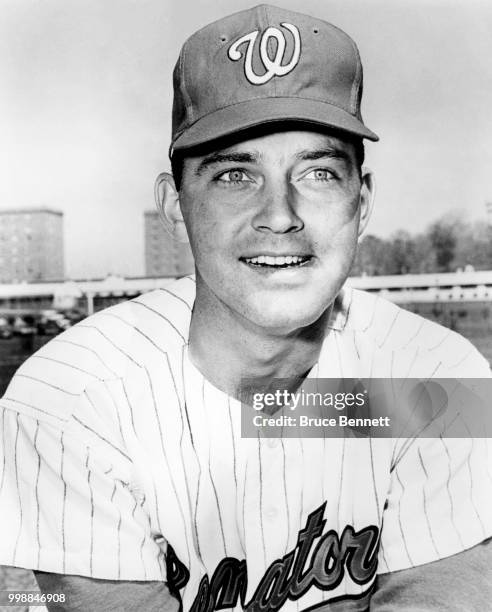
top-left (265, 507), bottom-right (278, 519)
top-left (267, 438), bottom-right (279, 449)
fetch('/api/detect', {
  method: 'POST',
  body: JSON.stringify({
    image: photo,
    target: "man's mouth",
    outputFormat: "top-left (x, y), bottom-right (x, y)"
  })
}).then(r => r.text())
top-left (240, 255), bottom-right (312, 268)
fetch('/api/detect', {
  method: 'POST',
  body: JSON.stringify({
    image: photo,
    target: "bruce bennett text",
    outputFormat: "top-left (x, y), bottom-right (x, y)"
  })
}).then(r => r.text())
top-left (252, 415), bottom-right (391, 427)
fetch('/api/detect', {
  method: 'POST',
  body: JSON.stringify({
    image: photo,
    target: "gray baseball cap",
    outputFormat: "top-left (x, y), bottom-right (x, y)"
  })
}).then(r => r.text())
top-left (170, 4), bottom-right (378, 154)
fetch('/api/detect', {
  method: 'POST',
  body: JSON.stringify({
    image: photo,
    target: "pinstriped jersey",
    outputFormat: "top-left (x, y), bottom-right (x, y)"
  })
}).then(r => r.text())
top-left (1, 276), bottom-right (492, 611)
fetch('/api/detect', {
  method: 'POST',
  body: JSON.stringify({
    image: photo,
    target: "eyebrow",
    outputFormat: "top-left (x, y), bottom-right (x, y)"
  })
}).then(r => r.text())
top-left (195, 151), bottom-right (259, 175)
top-left (295, 147), bottom-right (352, 164)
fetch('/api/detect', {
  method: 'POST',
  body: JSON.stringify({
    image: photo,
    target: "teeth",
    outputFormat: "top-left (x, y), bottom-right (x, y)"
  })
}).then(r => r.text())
top-left (244, 255), bottom-right (308, 266)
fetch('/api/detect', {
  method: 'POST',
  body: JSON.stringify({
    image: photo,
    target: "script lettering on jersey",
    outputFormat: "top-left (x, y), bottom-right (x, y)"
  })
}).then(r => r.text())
top-left (228, 23), bottom-right (301, 85)
top-left (166, 502), bottom-right (380, 611)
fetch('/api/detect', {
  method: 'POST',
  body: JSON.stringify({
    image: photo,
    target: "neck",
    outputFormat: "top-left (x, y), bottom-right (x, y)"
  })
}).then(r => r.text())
top-left (188, 283), bottom-right (332, 400)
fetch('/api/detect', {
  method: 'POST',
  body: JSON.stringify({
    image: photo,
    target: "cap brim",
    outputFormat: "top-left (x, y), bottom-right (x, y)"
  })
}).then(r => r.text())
top-left (172, 97), bottom-right (378, 152)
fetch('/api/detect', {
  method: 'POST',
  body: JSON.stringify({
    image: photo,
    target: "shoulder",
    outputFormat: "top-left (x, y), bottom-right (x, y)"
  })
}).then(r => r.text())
top-left (340, 287), bottom-right (490, 377)
top-left (0, 276), bottom-right (196, 423)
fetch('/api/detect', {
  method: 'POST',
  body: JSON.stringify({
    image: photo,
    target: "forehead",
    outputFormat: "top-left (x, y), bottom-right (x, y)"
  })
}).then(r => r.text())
top-left (183, 128), bottom-right (358, 170)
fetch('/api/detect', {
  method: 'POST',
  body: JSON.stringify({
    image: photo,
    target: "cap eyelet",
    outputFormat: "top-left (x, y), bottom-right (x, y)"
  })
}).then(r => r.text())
top-left (313, 28), bottom-right (319, 34)
top-left (220, 35), bottom-right (228, 43)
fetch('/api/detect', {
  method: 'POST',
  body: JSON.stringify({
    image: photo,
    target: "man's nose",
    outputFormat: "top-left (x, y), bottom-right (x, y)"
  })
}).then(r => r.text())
top-left (251, 181), bottom-right (303, 234)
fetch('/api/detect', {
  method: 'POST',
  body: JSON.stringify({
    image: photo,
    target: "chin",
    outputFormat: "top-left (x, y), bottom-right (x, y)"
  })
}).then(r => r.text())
top-left (243, 293), bottom-right (329, 334)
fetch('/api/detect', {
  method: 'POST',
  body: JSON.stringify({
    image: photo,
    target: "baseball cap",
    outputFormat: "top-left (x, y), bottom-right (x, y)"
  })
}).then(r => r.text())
top-left (170, 4), bottom-right (378, 155)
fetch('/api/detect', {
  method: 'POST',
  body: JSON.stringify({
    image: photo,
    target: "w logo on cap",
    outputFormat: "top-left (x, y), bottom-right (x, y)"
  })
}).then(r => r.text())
top-left (228, 23), bottom-right (301, 85)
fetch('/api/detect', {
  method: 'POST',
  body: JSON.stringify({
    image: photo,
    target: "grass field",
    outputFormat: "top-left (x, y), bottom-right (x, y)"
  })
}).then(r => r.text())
top-left (1, 300), bottom-right (491, 601)
top-left (404, 300), bottom-right (492, 364)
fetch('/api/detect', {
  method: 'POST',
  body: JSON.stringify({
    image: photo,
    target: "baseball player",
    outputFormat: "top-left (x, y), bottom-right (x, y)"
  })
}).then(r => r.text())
top-left (1, 4), bottom-right (492, 611)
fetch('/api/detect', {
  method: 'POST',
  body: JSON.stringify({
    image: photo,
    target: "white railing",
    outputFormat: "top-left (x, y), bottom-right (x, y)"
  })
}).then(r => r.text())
top-left (1, 270), bottom-right (492, 311)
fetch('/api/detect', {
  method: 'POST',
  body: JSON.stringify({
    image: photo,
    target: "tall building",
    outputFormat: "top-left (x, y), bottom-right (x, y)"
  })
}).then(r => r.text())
top-left (0, 207), bottom-right (64, 283)
top-left (144, 210), bottom-right (194, 277)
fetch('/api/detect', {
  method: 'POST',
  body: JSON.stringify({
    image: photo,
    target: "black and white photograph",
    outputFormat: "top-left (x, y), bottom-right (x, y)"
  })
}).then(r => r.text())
top-left (1, 1), bottom-right (492, 610)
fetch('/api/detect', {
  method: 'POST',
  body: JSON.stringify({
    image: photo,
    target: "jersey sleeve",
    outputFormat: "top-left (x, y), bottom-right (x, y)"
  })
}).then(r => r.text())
top-left (376, 330), bottom-right (492, 574)
top-left (0, 402), bottom-right (167, 582)
top-left (377, 433), bottom-right (492, 574)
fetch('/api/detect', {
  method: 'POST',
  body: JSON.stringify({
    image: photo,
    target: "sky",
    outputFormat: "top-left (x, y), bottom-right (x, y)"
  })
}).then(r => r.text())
top-left (1, 0), bottom-right (492, 279)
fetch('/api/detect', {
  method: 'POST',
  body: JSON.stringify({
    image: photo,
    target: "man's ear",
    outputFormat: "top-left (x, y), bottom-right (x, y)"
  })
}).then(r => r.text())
top-left (154, 172), bottom-right (189, 243)
top-left (358, 167), bottom-right (376, 238)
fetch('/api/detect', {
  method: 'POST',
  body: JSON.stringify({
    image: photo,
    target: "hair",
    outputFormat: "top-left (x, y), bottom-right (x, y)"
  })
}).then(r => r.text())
top-left (170, 153), bottom-right (185, 192)
top-left (170, 125), bottom-right (365, 192)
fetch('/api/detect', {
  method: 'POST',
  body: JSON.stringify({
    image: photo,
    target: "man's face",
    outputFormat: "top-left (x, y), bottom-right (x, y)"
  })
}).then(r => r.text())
top-left (177, 129), bottom-right (373, 334)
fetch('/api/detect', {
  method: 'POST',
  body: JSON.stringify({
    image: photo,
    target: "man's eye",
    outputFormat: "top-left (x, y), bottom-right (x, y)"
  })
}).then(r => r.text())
top-left (217, 169), bottom-right (250, 183)
top-left (305, 169), bottom-right (335, 181)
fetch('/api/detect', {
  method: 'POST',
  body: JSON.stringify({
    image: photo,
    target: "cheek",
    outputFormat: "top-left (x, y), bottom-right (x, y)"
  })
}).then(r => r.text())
top-left (329, 225), bottom-right (359, 270)
top-left (183, 203), bottom-right (240, 267)
top-left (182, 201), bottom-right (217, 251)
top-left (311, 196), bottom-right (361, 250)
top-left (334, 192), bottom-right (361, 226)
